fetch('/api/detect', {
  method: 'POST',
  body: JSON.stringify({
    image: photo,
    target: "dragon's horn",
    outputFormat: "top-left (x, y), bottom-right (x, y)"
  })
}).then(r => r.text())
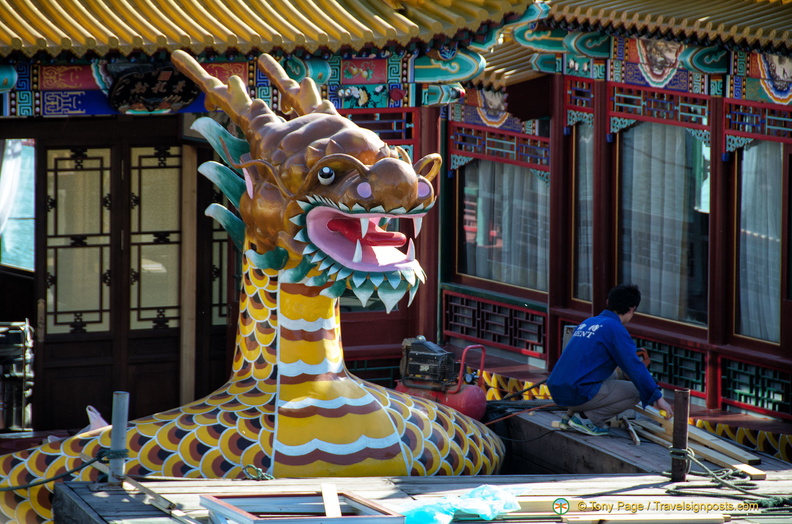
top-left (172, 50), bottom-right (277, 134)
top-left (258, 54), bottom-right (338, 116)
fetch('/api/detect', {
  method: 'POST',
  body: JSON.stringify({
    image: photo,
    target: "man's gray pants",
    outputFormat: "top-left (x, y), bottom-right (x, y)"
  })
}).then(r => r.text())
top-left (565, 378), bottom-right (640, 427)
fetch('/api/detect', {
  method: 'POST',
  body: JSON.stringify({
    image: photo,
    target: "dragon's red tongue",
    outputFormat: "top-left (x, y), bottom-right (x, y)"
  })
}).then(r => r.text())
top-left (327, 218), bottom-right (406, 247)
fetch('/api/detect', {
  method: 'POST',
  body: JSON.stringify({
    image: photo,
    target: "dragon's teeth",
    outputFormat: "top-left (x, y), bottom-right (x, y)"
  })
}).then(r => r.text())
top-left (406, 238), bottom-right (415, 261)
top-left (414, 217), bottom-right (422, 238)
top-left (353, 240), bottom-right (363, 263)
top-left (402, 269), bottom-right (416, 286)
top-left (408, 284), bottom-right (419, 306)
top-left (360, 218), bottom-right (369, 237)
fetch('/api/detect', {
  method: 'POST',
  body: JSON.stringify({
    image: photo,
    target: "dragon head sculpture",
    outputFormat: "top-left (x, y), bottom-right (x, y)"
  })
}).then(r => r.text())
top-left (172, 51), bottom-right (440, 311)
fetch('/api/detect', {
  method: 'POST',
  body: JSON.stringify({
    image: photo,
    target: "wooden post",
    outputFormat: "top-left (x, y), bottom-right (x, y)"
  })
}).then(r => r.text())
top-left (108, 391), bottom-right (129, 486)
top-left (671, 389), bottom-right (690, 482)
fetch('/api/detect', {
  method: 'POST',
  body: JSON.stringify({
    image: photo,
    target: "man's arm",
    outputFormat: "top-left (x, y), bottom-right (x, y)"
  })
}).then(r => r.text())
top-left (653, 396), bottom-right (674, 419)
top-left (609, 326), bottom-right (663, 407)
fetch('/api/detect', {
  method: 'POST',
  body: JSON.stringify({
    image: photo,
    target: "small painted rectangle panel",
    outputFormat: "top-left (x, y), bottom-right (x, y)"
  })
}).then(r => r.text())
top-left (341, 59), bottom-right (388, 84)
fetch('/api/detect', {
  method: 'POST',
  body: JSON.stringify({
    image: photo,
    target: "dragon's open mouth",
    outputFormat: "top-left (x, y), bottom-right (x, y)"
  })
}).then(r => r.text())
top-left (305, 206), bottom-right (423, 273)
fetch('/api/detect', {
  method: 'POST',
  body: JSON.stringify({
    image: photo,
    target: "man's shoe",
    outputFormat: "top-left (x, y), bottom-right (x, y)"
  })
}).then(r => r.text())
top-left (568, 415), bottom-right (609, 436)
top-left (559, 413), bottom-right (571, 429)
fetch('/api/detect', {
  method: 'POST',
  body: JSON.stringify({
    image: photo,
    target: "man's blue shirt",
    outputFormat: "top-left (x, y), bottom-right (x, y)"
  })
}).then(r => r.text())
top-left (546, 310), bottom-right (662, 408)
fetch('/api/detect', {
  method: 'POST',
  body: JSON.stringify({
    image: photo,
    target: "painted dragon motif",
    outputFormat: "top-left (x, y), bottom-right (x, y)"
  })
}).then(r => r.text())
top-left (0, 51), bottom-right (504, 524)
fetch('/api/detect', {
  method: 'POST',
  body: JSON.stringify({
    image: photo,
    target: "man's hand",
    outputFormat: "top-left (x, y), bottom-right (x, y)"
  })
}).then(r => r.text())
top-left (653, 397), bottom-right (674, 419)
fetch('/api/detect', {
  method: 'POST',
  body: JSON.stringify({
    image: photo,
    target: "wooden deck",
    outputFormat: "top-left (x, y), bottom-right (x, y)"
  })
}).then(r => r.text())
top-left (501, 409), bottom-right (792, 476)
top-left (53, 409), bottom-right (792, 523)
top-left (54, 471), bottom-right (792, 524)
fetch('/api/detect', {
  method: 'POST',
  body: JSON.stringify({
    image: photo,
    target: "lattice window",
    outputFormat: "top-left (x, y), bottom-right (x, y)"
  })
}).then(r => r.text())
top-left (725, 101), bottom-right (792, 143)
top-left (636, 338), bottom-right (706, 393)
top-left (345, 358), bottom-right (401, 388)
top-left (611, 86), bottom-right (708, 127)
top-left (342, 109), bottom-right (415, 142)
top-left (448, 123), bottom-right (550, 170)
top-left (722, 359), bottom-right (792, 414)
top-left (443, 291), bottom-right (545, 357)
top-left (566, 78), bottom-right (594, 111)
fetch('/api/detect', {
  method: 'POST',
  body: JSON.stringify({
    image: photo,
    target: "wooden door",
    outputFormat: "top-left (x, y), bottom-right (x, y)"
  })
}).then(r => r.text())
top-left (35, 139), bottom-right (184, 430)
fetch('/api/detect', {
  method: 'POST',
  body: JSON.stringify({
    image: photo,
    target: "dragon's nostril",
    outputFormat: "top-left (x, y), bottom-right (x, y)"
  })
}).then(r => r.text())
top-left (417, 180), bottom-right (432, 198)
top-left (357, 182), bottom-right (372, 198)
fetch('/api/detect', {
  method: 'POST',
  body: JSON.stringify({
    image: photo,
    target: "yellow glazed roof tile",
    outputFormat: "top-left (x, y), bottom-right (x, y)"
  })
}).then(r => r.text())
top-left (477, 0), bottom-right (792, 88)
top-left (0, 0), bottom-right (531, 58)
top-left (548, 0), bottom-right (792, 54)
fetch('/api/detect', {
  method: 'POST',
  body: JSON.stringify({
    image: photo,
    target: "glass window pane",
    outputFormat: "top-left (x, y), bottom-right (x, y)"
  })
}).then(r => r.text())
top-left (46, 147), bottom-right (112, 334)
top-left (573, 123), bottom-right (594, 300)
top-left (132, 146), bottom-right (181, 232)
top-left (129, 146), bottom-right (182, 329)
top-left (458, 159), bottom-right (549, 291)
top-left (618, 121), bottom-right (709, 324)
top-left (737, 140), bottom-right (782, 342)
top-left (0, 139), bottom-right (36, 271)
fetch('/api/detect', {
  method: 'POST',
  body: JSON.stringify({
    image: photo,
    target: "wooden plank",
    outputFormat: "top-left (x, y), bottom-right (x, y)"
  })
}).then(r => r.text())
top-left (52, 483), bottom-right (108, 524)
top-left (632, 420), bottom-right (733, 464)
top-left (632, 423), bottom-right (766, 480)
top-left (322, 483), bottom-right (342, 518)
top-left (633, 407), bottom-right (761, 465)
top-left (732, 464), bottom-right (767, 481)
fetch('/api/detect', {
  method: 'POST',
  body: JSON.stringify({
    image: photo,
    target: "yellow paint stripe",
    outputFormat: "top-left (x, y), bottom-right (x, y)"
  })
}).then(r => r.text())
top-left (275, 454), bottom-right (408, 477)
top-left (279, 339), bottom-right (343, 365)
top-left (279, 291), bottom-right (336, 323)
top-left (276, 411), bottom-right (398, 444)
top-left (279, 378), bottom-right (370, 401)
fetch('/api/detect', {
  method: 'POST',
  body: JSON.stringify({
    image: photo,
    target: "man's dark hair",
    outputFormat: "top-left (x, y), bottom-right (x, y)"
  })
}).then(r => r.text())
top-left (606, 284), bottom-right (641, 315)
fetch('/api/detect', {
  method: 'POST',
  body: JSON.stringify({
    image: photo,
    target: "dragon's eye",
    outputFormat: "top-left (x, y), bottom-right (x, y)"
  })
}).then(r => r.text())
top-left (318, 166), bottom-right (335, 185)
